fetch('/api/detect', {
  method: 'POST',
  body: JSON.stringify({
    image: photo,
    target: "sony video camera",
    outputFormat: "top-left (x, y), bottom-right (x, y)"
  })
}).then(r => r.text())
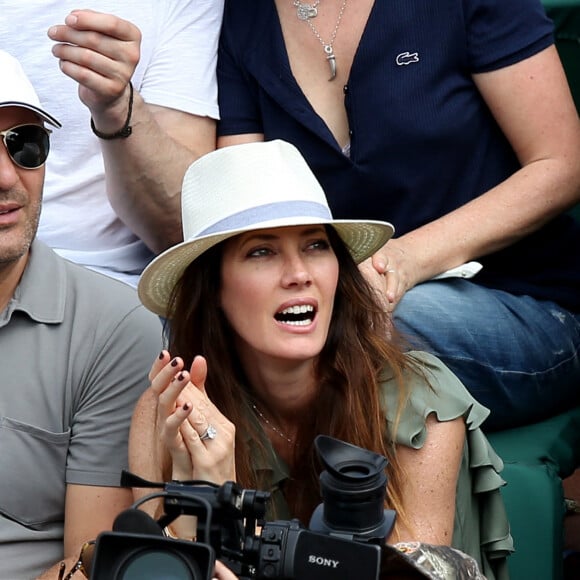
top-left (89, 435), bottom-right (397, 580)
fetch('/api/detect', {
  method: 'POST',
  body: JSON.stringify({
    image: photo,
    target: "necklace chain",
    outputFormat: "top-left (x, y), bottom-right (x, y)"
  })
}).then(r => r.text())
top-left (295, 0), bottom-right (348, 81)
top-left (252, 404), bottom-right (294, 444)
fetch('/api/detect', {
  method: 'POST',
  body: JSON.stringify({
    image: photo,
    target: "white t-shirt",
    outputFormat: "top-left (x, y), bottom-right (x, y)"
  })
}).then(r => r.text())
top-left (1, 0), bottom-right (223, 286)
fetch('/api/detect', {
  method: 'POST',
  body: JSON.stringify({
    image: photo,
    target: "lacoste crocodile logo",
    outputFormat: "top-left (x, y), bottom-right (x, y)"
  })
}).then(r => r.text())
top-left (396, 51), bottom-right (420, 66)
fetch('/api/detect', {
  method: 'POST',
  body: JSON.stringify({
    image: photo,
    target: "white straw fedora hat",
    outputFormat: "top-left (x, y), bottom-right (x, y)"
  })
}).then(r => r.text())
top-left (0, 50), bottom-right (61, 127)
top-left (138, 140), bottom-right (394, 317)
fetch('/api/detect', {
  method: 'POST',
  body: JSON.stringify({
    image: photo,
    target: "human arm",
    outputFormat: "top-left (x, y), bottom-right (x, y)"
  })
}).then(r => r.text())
top-left (129, 351), bottom-right (236, 531)
top-left (390, 414), bottom-right (465, 545)
top-left (130, 351), bottom-right (236, 483)
top-left (369, 45), bottom-right (580, 308)
top-left (213, 561), bottom-right (240, 580)
top-left (36, 485), bottom-right (133, 579)
top-left (36, 292), bottom-right (163, 578)
top-left (36, 488), bottom-right (241, 580)
top-left (218, 133), bottom-right (264, 148)
top-left (48, 7), bottom-right (221, 253)
top-left (154, 353), bottom-right (236, 484)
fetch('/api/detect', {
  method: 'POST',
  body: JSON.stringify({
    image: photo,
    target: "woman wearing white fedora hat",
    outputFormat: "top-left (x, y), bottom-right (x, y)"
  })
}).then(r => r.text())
top-left (130, 140), bottom-right (511, 579)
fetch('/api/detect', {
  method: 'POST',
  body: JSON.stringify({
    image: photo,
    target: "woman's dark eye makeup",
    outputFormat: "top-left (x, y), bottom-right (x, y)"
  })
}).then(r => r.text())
top-left (246, 238), bottom-right (330, 258)
top-left (309, 238), bottom-right (330, 250)
top-left (247, 247), bottom-right (273, 257)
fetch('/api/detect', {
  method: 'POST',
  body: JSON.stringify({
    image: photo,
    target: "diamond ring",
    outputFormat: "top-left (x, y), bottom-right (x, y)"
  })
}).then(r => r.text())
top-left (200, 424), bottom-right (217, 441)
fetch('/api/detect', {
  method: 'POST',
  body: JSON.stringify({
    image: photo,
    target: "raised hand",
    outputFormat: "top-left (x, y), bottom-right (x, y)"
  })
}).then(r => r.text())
top-left (48, 9), bottom-right (140, 129)
top-left (150, 352), bottom-right (236, 485)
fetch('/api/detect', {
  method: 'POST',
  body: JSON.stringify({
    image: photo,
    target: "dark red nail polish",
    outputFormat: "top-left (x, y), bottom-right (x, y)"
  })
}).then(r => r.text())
top-left (171, 358), bottom-right (179, 367)
top-left (177, 372), bottom-right (184, 381)
top-left (183, 402), bottom-right (190, 411)
top-left (158, 352), bottom-right (164, 359)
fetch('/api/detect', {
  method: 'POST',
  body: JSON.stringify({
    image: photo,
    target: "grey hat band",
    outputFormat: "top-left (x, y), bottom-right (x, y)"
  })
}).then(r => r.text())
top-left (197, 200), bottom-right (332, 238)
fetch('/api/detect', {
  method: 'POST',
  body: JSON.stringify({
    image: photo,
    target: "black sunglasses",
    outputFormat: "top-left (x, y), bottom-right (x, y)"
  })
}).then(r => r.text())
top-left (0, 123), bottom-right (51, 169)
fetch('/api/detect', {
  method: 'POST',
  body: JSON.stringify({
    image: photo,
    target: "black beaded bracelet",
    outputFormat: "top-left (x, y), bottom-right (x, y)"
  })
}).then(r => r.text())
top-left (90, 81), bottom-right (134, 140)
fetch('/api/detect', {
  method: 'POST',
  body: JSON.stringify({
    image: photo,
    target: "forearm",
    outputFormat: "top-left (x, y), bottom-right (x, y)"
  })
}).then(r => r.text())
top-left (49, 9), bottom-right (219, 255)
top-left (95, 91), bottom-right (216, 253)
top-left (36, 556), bottom-right (77, 580)
top-left (129, 388), bottom-right (168, 515)
top-left (397, 155), bottom-right (580, 286)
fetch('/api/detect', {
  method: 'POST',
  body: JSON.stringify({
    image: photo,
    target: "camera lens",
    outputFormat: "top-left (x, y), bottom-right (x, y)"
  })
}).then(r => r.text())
top-left (117, 549), bottom-right (202, 580)
top-left (90, 531), bottom-right (216, 580)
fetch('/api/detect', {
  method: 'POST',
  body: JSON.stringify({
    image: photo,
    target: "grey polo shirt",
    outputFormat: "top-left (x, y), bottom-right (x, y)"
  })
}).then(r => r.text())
top-left (0, 240), bottom-right (162, 579)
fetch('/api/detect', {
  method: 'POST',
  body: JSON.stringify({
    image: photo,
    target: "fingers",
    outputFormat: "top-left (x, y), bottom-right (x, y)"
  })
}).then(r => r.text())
top-left (366, 241), bottom-right (415, 309)
top-left (47, 10), bottom-right (140, 107)
top-left (150, 354), bottom-right (237, 485)
top-left (157, 369), bottom-right (192, 421)
top-left (165, 399), bottom-right (194, 435)
top-left (59, 10), bottom-right (139, 42)
top-left (149, 353), bottom-right (184, 394)
top-left (183, 398), bottom-right (212, 440)
top-left (213, 561), bottom-right (239, 580)
top-left (189, 356), bottom-right (209, 395)
top-left (163, 400), bottom-right (194, 481)
top-left (148, 350), bottom-right (171, 382)
top-left (158, 367), bottom-right (215, 444)
top-left (179, 413), bottom-right (237, 485)
top-left (48, 10), bottom-right (141, 49)
top-left (175, 376), bottom-right (237, 484)
top-left (360, 257), bottom-right (402, 311)
top-left (371, 251), bottom-right (388, 275)
top-left (359, 258), bottom-right (390, 310)
top-left (384, 268), bottom-right (400, 306)
top-left (158, 373), bottom-right (208, 482)
top-left (150, 355), bottom-right (208, 420)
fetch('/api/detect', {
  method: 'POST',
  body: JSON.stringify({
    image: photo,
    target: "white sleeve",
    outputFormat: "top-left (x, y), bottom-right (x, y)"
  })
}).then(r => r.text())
top-left (140, 0), bottom-right (225, 119)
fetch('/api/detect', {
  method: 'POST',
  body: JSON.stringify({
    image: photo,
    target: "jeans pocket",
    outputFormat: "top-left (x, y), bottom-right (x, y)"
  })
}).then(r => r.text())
top-left (0, 416), bottom-right (70, 529)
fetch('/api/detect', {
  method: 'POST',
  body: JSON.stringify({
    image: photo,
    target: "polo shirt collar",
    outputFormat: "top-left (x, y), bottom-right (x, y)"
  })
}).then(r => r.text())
top-left (2, 240), bottom-right (66, 324)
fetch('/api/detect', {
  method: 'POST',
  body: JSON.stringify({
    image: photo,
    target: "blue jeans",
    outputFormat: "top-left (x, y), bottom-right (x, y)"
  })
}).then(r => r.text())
top-left (393, 279), bottom-right (580, 431)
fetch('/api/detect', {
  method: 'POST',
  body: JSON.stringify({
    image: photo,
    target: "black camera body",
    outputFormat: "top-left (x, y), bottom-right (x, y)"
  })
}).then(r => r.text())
top-left (91, 533), bottom-right (215, 580)
top-left (248, 520), bottom-right (382, 579)
top-left (90, 436), bottom-right (396, 580)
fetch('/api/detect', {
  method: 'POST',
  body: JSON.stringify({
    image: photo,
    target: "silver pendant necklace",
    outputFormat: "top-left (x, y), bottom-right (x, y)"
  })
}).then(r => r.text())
top-left (252, 404), bottom-right (295, 445)
top-left (293, 0), bottom-right (320, 20)
top-left (296, 0), bottom-right (348, 81)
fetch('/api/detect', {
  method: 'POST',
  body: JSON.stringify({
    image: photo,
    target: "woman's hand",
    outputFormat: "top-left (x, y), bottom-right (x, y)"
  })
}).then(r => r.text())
top-left (213, 560), bottom-right (239, 580)
top-left (360, 238), bottom-right (419, 311)
top-left (150, 351), bottom-right (236, 485)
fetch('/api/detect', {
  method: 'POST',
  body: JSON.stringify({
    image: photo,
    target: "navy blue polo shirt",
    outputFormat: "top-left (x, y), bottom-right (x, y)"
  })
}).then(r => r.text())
top-left (218, 0), bottom-right (580, 312)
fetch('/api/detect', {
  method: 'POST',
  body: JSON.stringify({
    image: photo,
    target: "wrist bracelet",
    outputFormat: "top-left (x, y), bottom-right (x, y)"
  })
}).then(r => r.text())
top-left (90, 81), bottom-right (134, 140)
top-left (163, 524), bottom-right (197, 542)
top-left (163, 524), bottom-right (178, 539)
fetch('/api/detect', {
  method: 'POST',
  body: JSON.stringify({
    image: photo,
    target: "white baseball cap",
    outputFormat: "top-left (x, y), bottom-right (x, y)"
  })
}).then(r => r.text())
top-left (0, 50), bottom-right (61, 127)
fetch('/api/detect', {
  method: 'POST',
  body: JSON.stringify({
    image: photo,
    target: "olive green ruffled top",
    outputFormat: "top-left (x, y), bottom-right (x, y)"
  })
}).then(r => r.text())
top-left (381, 351), bottom-right (513, 580)
top-left (253, 351), bottom-right (513, 580)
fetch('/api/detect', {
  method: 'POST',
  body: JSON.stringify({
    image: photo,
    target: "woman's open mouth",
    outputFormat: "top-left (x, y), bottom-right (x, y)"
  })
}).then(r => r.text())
top-left (274, 304), bottom-right (316, 326)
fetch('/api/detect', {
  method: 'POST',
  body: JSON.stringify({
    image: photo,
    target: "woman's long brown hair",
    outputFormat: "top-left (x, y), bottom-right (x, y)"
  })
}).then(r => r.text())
top-left (166, 227), bottom-right (418, 525)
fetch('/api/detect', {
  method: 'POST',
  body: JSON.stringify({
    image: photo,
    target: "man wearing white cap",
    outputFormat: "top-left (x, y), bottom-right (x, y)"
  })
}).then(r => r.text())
top-left (0, 2), bottom-right (223, 286)
top-left (0, 51), bottom-right (162, 579)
